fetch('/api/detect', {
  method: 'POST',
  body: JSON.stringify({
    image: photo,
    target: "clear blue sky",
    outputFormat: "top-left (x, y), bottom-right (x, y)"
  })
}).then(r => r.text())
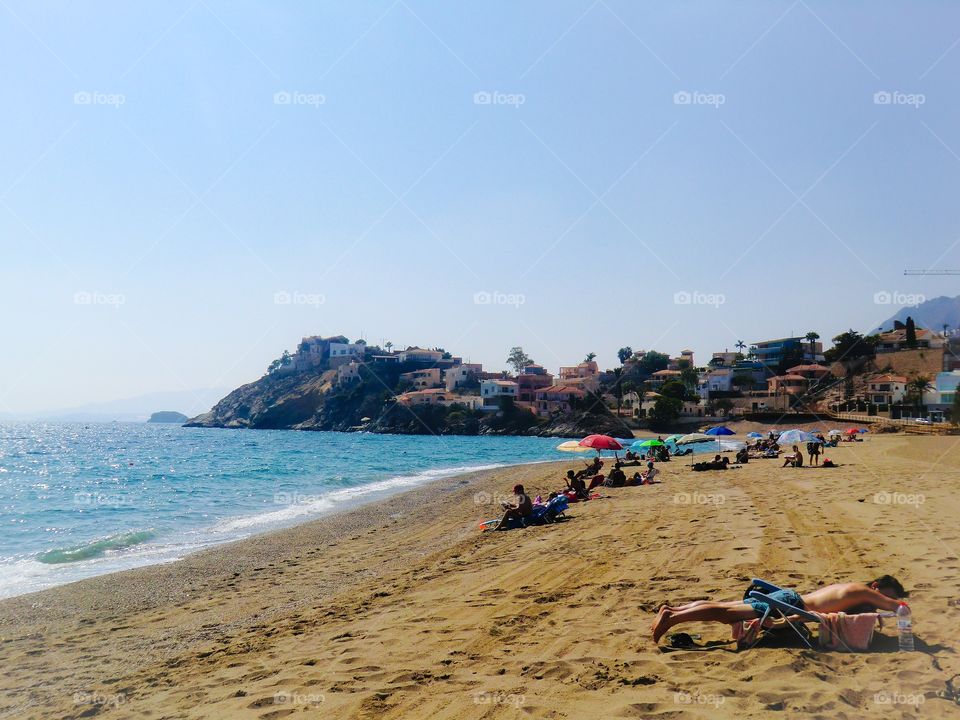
top-left (2, 1), bottom-right (959, 413)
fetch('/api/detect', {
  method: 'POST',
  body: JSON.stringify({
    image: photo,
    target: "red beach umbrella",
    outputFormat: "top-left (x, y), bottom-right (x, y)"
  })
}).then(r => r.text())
top-left (845, 428), bottom-right (859, 435)
top-left (578, 434), bottom-right (624, 451)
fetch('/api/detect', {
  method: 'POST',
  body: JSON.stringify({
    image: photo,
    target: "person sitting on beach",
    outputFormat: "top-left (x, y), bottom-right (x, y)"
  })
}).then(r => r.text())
top-left (575, 457), bottom-right (604, 480)
top-left (624, 450), bottom-right (638, 461)
top-left (782, 445), bottom-right (803, 468)
top-left (651, 576), bottom-right (907, 642)
top-left (735, 447), bottom-right (749, 464)
top-left (604, 463), bottom-right (627, 487)
top-left (641, 461), bottom-right (659, 484)
top-left (496, 484), bottom-right (533, 530)
top-left (564, 469), bottom-right (590, 500)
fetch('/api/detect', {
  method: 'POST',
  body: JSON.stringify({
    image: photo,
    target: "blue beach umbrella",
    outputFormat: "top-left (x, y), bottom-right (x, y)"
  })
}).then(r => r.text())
top-left (705, 426), bottom-right (735, 436)
top-left (746, 431), bottom-right (763, 439)
top-left (777, 429), bottom-right (820, 445)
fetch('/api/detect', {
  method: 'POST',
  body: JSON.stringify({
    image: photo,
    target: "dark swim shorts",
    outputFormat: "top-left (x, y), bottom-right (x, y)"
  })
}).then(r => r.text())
top-left (746, 588), bottom-right (804, 617)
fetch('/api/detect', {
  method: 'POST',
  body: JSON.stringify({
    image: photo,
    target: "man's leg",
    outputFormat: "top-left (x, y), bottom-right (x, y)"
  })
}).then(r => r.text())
top-left (652, 602), bottom-right (758, 642)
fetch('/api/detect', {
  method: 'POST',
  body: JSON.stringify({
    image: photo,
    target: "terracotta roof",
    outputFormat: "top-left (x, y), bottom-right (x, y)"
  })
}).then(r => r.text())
top-left (652, 369), bottom-right (681, 376)
top-left (773, 374), bottom-right (806, 381)
top-left (870, 374), bottom-right (907, 383)
top-left (537, 385), bottom-right (586, 395)
top-left (787, 364), bottom-right (830, 373)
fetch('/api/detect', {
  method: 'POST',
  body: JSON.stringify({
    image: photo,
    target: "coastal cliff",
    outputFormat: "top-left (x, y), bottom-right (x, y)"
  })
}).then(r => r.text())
top-left (185, 363), bottom-right (631, 437)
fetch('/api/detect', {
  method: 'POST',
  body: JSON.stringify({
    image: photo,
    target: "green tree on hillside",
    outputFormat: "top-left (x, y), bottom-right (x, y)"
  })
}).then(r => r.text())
top-left (637, 351), bottom-right (670, 374)
top-left (506, 346), bottom-right (532, 373)
top-left (824, 330), bottom-right (878, 363)
top-left (651, 396), bottom-right (682, 428)
top-left (905, 317), bottom-right (917, 349)
top-left (617, 346), bottom-right (633, 365)
top-left (584, 352), bottom-right (597, 363)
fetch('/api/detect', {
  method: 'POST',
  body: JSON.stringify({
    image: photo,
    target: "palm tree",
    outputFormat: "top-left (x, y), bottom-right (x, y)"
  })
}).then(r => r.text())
top-left (804, 332), bottom-right (820, 361)
top-left (907, 375), bottom-right (933, 418)
top-left (585, 352), bottom-right (597, 363)
top-left (385, 341), bottom-right (393, 354)
top-left (735, 340), bottom-right (746, 353)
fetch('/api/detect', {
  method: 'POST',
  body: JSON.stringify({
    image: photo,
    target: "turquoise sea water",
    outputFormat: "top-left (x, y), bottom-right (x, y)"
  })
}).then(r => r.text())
top-left (0, 422), bottom-right (580, 598)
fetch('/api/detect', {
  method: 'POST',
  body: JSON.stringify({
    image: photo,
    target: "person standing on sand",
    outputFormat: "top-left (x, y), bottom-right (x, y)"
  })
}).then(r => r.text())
top-left (652, 576), bottom-right (907, 642)
top-left (807, 440), bottom-right (821, 466)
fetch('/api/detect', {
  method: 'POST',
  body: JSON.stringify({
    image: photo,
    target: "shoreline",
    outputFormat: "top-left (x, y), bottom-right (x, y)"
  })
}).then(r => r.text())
top-left (0, 459), bottom-right (567, 615)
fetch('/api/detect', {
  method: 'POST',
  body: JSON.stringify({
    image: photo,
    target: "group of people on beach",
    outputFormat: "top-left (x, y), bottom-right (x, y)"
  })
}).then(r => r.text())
top-left (494, 453), bottom-right (661, 530)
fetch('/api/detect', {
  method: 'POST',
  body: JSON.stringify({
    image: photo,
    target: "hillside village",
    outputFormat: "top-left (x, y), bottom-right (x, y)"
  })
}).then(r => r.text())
top-left (213, 315), bottom-right (960, 433)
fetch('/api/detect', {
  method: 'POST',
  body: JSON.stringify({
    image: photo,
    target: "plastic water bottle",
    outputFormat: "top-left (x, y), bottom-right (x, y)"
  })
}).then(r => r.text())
top-left (896, 602), bottom-right (914, 651)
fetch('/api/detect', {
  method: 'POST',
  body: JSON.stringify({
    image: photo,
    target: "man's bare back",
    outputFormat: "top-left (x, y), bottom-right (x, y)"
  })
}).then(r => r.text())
top-left (800, 583), bottom-right (900, 613)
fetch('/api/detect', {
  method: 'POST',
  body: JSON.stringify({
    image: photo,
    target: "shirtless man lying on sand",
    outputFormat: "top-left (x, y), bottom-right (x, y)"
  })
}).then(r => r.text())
top-left (652, 575), bottom-right (906, 642)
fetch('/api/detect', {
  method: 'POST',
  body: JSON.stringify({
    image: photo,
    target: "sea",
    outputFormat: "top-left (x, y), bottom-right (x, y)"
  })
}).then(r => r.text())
top-left (0, 422), bottom-right (588, 598)
top-left (0, 422), bottom-right (742, 599)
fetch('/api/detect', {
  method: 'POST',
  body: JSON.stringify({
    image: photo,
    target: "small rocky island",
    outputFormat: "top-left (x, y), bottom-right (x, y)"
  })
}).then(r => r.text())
top-left (148, 411), bottom-right (189, 424)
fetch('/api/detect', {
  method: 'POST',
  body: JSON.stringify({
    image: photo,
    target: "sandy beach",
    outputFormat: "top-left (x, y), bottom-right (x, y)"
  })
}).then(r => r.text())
top-left (2, 433), bottom-right (959, 719)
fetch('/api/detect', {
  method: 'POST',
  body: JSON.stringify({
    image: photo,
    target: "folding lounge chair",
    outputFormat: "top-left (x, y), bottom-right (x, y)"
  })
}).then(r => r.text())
top-left (744, 578), bottom-right (854, 652)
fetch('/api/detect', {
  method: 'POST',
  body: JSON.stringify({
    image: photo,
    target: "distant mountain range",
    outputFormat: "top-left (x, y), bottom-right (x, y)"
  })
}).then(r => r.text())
top-left (875, 294), bottom-right (960, 334)
top-left (2, 388), bottom-right (231, 423)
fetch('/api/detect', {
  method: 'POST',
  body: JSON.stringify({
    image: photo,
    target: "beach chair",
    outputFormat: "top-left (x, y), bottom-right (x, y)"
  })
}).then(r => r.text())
top-left (525, 495), bottom-right (569, 526)
top-left (743, 578), bottom-right (875, 653)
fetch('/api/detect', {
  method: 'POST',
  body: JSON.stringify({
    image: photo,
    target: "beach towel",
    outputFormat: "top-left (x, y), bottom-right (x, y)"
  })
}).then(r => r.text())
top-left (732, 612), bottom-right (880, 651)
top-left (817, 612), bottom-right (880, 651)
